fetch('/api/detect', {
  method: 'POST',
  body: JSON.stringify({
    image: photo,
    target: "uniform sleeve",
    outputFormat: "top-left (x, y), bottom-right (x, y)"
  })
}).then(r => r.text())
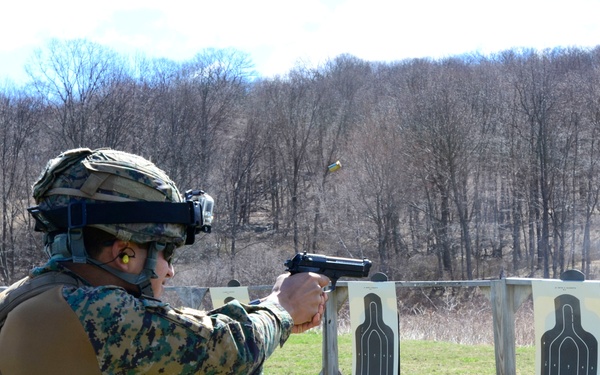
top-left (63, 285), bottom-right (293, 374)
top-left (193, 299), bottom-right (294, 373)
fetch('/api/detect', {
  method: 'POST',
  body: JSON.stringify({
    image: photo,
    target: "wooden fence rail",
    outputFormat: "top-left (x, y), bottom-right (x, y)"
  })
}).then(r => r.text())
top-left (315, 279), bottom-right (533, 375)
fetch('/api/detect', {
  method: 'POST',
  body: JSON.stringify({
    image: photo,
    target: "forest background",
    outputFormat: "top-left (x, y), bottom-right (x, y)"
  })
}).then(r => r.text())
top-left (1, 38), bottom-right (600, 292)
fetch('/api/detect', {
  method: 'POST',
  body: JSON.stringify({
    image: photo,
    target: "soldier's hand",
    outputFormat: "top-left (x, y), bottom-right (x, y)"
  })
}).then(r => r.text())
top-left (268, 272), bottom-right (329, 332)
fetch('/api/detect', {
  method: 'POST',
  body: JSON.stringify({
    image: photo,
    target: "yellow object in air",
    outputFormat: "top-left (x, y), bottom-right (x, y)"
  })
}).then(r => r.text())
top-left (328, 161), bottom-right (341, 172)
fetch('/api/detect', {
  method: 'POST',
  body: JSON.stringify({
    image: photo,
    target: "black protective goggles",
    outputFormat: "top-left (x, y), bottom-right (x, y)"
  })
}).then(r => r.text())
top-left (162, 243), bottom-right (176, 264)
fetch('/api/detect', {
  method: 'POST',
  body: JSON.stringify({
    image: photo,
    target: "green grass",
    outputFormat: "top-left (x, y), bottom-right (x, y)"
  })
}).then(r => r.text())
top-left (265, 332), bottom-right (536, 374)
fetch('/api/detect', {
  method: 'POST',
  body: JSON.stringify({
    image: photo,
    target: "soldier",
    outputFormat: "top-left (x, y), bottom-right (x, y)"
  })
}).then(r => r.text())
top-left (0, 148), bottom-right (328, 374)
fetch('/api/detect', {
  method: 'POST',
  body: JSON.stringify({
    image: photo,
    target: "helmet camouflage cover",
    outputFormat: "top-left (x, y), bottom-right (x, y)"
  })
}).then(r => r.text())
top-left (32, 148), bottom-right (187, 245)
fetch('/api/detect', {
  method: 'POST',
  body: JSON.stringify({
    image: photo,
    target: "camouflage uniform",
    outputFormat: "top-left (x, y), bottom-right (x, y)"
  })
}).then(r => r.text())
top-left (0, 258), bottom-right (293, 374)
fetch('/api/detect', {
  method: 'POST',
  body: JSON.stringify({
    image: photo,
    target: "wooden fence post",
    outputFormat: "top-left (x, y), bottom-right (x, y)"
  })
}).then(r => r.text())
top-left (490, 279), bottom-right (531, 375)
top-left (322, 287), bottom-right (341, 375)
top-left (491, 279), bottom-right (515, 375)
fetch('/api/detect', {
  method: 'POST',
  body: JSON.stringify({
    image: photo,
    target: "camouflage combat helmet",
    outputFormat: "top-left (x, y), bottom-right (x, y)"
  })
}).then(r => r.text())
top-left (32, 147), bottom-right (187, 245)
top-left (28, 148), bottom-right (214, 297)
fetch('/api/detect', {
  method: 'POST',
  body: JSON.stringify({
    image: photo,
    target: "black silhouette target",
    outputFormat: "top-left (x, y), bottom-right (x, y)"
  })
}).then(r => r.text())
top-left (540, 294), bottom-right (598, 375)
top-left (354, 293), bottom-right (395, 375)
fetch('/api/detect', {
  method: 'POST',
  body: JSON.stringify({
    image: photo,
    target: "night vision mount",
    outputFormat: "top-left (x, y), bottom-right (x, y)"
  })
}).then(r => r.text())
top-left (28, 189), bottom-right (214, 245)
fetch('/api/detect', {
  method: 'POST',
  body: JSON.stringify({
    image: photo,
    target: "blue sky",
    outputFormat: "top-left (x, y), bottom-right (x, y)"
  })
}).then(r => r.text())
top-left (1, 0), bottom-right (599, 84)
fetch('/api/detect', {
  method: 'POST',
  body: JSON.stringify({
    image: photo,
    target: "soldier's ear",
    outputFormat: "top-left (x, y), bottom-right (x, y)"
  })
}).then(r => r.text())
top-left (110, 240), bottom-right (136, 270)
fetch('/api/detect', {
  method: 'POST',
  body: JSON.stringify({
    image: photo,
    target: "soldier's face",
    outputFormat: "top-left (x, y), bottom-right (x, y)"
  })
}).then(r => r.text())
top-left (119, 243), bottom-right (175, 298)
top-left (150, 250), bottom-right (175, 298)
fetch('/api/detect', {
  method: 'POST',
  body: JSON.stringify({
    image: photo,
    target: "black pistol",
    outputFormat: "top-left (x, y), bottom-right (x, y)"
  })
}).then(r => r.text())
top-left (284, 252), bottom-right (372, 291)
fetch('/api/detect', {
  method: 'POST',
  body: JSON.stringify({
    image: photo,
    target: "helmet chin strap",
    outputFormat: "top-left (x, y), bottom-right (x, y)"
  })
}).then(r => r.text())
top-left (87, 251), bottom-right (158, 298)
top-left (59, 231), bottom-right (160, 298)
top-left (86, 263), bottom-right (155, 297)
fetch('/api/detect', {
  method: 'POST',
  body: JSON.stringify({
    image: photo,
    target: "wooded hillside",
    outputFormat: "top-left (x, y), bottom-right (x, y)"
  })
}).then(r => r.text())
top-left (1, 39), bottom-right (599, 286)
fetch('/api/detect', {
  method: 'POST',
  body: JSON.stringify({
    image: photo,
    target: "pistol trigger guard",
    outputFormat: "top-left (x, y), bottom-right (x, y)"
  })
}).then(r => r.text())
top-left (324, 279), bottom-right (337, 292)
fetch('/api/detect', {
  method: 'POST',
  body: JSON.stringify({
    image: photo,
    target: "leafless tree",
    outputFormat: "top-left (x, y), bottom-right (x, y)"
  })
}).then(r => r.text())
top-left (25, 38), bottom-right (128, 149)
top-left (0, 85), bottom-right (43, 283)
